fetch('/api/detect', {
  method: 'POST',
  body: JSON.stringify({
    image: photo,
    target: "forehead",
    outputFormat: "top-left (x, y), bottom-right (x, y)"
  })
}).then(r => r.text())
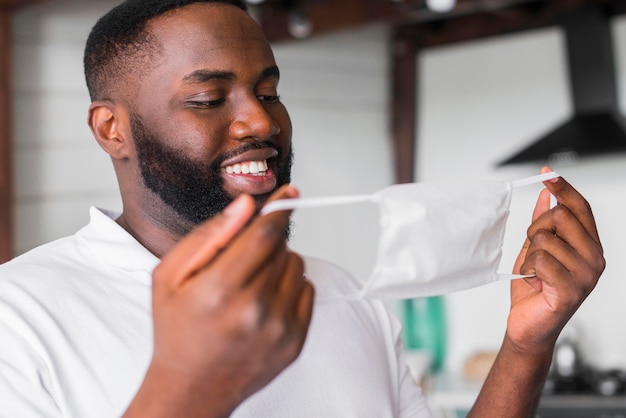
top-left (147, 3), bottom-right (275, 76)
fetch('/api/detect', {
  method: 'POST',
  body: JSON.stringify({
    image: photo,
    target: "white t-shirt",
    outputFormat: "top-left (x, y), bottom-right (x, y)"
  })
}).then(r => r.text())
top-left (0, 207), bottom-right (432, 417)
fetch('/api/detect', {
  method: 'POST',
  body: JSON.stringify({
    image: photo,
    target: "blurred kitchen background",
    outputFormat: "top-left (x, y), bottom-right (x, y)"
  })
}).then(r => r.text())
top-left (2, 0), bottom-right (626, 416)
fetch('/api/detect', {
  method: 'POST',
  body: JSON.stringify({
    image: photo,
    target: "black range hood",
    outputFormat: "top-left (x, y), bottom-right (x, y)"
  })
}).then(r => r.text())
top-left (498, 6), bottom-right (626, 166)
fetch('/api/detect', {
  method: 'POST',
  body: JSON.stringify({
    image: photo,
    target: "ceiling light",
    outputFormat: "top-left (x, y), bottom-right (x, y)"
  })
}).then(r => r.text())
top-left (288, 10), bottom-right (312, 38)
top-left (425, 0), bottom-right (456, 13)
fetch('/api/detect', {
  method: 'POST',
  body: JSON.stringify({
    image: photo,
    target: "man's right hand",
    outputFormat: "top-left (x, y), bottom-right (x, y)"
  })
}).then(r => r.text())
top-left (124, 186), bottom-right (315, 418)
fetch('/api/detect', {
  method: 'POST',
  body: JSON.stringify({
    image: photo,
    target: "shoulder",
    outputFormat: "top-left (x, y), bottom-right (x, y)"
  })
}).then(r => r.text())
top-left (0, 235), bottom-right (87, 279)
top-left (0, 235), bottom-right (92, 308)
top-left (302, 256), bottom-right (365, 301)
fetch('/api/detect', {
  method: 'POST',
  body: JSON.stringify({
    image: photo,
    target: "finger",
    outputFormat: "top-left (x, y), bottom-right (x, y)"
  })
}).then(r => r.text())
top-left (204, 186), bottom-right (299, 290)
top-left (512, 239), bottom-right (529, 276)
top-left (539, 165), bottom-right (601, 245)
top-left (512, 185), bottom-right (551, 275)
top-left (284, 269), bottom-right (315, 353)
top-left (532, 188), bottom-right (552, 222)
top-left (519, 222), bottom-right (602, 300)
top-left (528, 205), bottom-right (603, 265)
top-left (519, 248), bottom-right (589, 311)
top-left (273, 253), bottom-right (306, 314)
top-left (239, 241), bottom-right (291, 301)
top-left (153, 194), bottom-right (256, 289)
top-left (521, 228), bottom-right (576, 276)
top-left (512, 239), bottom-right (544, 296)
top-left (231, 251), bottom-right (304, 327)
top-left (294, 278), bottom-right (315, 339)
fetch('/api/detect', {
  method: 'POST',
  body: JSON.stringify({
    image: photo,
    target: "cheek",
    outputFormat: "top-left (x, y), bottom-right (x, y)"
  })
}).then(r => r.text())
top-left (168, 115), bottom-right (228, 158)
top-left (274, 105), bottom-right (292, 143)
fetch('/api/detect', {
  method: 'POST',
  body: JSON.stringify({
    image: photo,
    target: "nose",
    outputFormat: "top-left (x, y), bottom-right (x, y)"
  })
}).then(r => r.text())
top-left (229, 97), bottom-right (280, 141)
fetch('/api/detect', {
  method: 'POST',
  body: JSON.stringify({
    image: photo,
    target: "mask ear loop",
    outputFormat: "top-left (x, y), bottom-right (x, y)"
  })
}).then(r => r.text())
top-left (496, 171), bottom-right (560, 283)
top-left (510, 171), bottom-right (559, 209)
top-left (261, 194), bottom-right (374, 215)
top-left (263, 172), bottom-right (560, 215)
top-left (510, 171), bottom-right (559, 188)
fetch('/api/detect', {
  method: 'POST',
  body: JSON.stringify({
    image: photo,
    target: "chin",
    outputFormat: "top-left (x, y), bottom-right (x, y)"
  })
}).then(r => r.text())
top-left (252, 192), bottom-right (274, 211)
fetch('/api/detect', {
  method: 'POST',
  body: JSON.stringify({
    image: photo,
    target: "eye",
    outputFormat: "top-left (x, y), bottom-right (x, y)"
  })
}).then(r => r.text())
top-left (186, 97), bottom-right (226, 109)
top-left (258, 94), bottom-right (281, 104)
top-left (187, 98), bottom-right (225, 109)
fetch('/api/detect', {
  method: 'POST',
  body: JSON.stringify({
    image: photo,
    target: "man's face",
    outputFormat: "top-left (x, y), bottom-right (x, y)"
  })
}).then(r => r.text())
top-left (130, 109), bottom-right (292, 225)
top-left (129, 3), bottom-right (293, 227)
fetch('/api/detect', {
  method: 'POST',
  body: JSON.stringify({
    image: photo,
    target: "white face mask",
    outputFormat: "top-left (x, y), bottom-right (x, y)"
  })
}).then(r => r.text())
top-left (262, 172), bottom-right (558, 302)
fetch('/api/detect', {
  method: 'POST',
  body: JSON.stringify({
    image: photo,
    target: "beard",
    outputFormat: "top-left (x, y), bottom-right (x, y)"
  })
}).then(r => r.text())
top-left (129, 111), bottom-right (293, 230)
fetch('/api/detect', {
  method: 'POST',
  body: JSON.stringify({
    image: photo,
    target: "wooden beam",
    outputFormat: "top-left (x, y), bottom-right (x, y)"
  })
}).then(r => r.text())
top-left (0, 0), bottom-right (47, 11)
top-left (0, 9), bottom-right (13, 263)
top-left (257, 0), bottom-right (513, 43)
top-left (256, 0), bottom-right (624, 43)
top-left (414, 0), bottom-right (622, 48)
top-left (391, 25), bottom-right (419, 184)
top-left (257, 0), bottom-right (419, 42)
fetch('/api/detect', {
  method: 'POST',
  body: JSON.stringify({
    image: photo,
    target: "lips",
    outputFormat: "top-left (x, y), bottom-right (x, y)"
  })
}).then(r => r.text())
top-left (219, 148), bottom-right (279, 196)
top-left (220, 160), bottom-right (268, 175)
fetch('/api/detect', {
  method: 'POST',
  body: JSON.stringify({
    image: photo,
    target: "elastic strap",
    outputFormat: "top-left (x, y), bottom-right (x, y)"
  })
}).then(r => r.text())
top-left (261, 194), bottom-right (373, 215)
top-left (511, 171), bottom-right (559, 188)
top-left (262, 172), bottom-right (560, 215)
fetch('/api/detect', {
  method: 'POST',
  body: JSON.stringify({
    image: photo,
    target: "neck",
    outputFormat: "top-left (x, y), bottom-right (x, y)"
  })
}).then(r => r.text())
top-left (115, 196), bottom-right (196, 259)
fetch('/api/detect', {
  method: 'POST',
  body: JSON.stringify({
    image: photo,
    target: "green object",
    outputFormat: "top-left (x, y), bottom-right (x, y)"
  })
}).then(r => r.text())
top-left (401, 296), bottom-right (447, 372)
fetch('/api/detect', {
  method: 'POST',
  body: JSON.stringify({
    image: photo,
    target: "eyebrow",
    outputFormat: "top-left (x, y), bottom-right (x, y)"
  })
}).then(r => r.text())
top-left (182, 65), bottom-right (280, 85)
top-left (182, 70), bottom-right (235, 84)
top-left (260, 65), bottom-right (280, 81)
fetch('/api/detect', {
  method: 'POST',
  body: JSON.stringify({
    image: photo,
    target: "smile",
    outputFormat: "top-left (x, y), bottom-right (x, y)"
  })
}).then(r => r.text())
top-left (220, 160), bottom-right (269, 176)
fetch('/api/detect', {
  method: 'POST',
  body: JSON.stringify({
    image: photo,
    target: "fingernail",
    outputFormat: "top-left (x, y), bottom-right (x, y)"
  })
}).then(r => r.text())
top-left (542, 165), bottom-right (559, 183)
top-left (285, 185), bottom-right (300, 199)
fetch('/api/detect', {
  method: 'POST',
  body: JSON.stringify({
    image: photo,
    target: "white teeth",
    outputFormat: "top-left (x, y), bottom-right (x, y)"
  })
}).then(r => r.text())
top-left (221, 160), bottom-right (268, 175)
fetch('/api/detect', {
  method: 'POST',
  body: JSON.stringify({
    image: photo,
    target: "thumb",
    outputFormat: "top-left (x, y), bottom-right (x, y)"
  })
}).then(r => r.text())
top-left (531, 164), bottom-right (557, 221)
top-left (512, 183), bottom-right (551, 276)
top-left (154, 194), bottom-right (256, 289)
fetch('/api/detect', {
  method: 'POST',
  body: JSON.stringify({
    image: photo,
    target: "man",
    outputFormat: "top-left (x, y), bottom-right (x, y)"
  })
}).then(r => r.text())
top-left (0, 0), bottom-right (605, 417)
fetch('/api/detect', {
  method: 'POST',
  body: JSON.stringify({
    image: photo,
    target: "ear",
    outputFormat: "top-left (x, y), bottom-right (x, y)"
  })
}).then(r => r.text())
top-left (88, 101), bottom-right (133, 159)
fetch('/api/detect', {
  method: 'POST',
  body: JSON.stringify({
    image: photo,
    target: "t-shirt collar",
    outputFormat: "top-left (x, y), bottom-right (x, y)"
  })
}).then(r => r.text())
top-left (77, 207), bottom-right (160, 275)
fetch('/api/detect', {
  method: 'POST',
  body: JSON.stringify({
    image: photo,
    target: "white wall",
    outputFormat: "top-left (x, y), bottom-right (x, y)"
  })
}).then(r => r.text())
top-left (12, 0), bottom-right (121, 255)
top-left (11, 0), bottom-right (626, 376)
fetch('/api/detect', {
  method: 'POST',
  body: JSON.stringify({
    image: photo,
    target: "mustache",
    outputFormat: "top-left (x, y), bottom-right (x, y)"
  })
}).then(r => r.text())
top-left (213, 141), bottom-right (281, 167)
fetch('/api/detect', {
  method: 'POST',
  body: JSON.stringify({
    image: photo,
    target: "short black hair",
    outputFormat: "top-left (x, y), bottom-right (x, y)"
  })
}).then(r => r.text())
top-left (84, 0), bottom-right (248, 102)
